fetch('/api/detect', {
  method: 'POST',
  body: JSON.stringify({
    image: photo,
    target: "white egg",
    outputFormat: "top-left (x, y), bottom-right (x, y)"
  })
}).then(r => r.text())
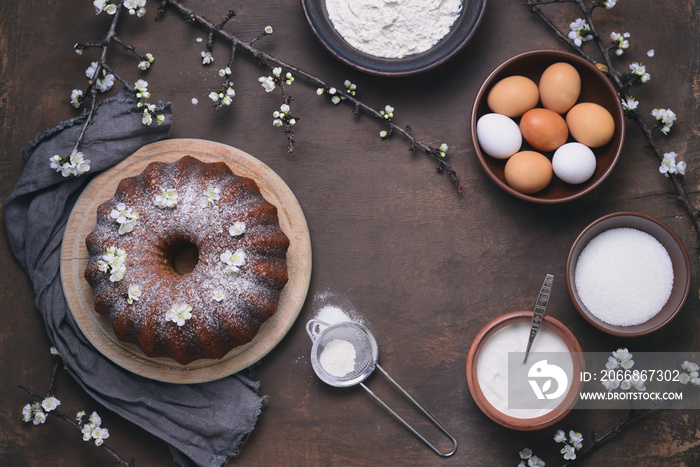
top-left (552, 142), bottom-right (597, 184)
top-left (476, 113), bottom-right (522, 159)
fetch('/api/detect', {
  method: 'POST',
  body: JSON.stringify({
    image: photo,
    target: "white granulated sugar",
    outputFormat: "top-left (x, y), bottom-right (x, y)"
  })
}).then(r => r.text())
top-left (574, 227), bottom-right (674, 326)
top-left (320, 338), bottom-right (357, 377)
top-left (325, 0), bottom-right (463, 59)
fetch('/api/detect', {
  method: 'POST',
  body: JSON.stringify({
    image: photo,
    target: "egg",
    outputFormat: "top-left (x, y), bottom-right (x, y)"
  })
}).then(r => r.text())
top-left (504, 151), bottom-right (553, 194)
top-left (566, 103), bottom-right (615, 148)
top-left (486, 75), bottom-right (539, 118)
top-left (552, 142), bottom-right (596, 184)
top-left (539, 62), bottom-right (581, 114)
top-left (519, 108), bottom-right (569, 152)
top-left (476, 113), bottom-right (523, 159)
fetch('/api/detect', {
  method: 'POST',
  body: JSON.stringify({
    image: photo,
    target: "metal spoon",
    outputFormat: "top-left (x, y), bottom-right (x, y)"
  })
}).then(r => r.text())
top-left (523, 274), bottom-right (554, 364)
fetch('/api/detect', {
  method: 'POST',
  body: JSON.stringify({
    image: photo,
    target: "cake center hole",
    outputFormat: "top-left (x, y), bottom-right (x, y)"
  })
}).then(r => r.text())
top-left (171, 242), bottom-right (199, 275)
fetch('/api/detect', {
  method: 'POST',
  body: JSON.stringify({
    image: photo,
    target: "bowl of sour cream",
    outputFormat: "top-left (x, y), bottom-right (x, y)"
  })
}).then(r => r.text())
top-left (301, 0), bottom-right (486, 76)
top-left (466, 311), bottom-right (585, 430)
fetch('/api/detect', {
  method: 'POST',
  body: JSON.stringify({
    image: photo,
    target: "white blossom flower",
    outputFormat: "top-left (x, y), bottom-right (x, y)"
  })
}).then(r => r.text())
top-left (70, 89), bottom-right (83, 108)
top-left (519, 448), bottom-right (533, 459)
top-left (629, 62), bottom-right (650, 83)
top-left (316, 88), bottom-right (324, 96)
top-left (285, 72), bottom-right (294, 85)
top-left (258, 75), bottom-right (276, 92)
top-left (604, 0), bottom-right (617, 8)
top-left (272, 67), bottom-right (282, 77)
top-left (127, 284), bottom-right (142, 304)
top-left (621, 97), bottom-right (639, 112)
top-left (264, 25), bottom-right (273, 34)
top-left (96, 73), bottom-right (115, 93)
top-left (134, 79), bottom-right (150, 98)
top-left (381, 105), bottom-right (394, 119)
top-left (528, 456), bottom-right (545, 467)
top-left (201, 187), bottom-right (221, 207)
top-left (647, 49), bottom-right (655, 57)
top-left (603, 377), bottom-right (620, 391)
top-left (439, 143), bottom-right (448, 158)
top-left (344, 79), bottom-right (357, 96)
top-left (100, 246), bottom-right (127, 282)
top-left (219, 67), bottom-right (232, 77)
top-left (105, 3), bottom-right (117, 14)
top-left (554, 429), bottom-right (566, 443)
top-left (221, 248), bottom-right (246, 274)
top-left (41, 396), bottom-right (61, 412)
top-left (33, 410), bottom-right (47, 425)
top-left (154, 188), bottom-right (178, 208)
top-left (191, 98), bottom-right (198, 105)
top-left (569, 431), bottom-right (583, 445)
top-left (652, 108), bottom-right (677, 134)
top-left (229, 221), bottom-right (246, 237)
top-left (110, 203), bottom-right (139, 234)
top-left (165, 303), bottom-right (193, 326)
top-left (91, 426), bottom-right (110, 446)
top-left (379, 130), bottom-right (388, 138)
top-left (212, 290), bottom-right (225, 302)
top-left (22, 404), bottom-right (33, 423)
top-left (659, 151), bottom-right (686, 176)
top-left (142, 110), bottom-right (153, 126)
top-left (331, 95), bottom-right (341, 105)
top-left (610, 32), bottom-right (630, 56)
top-left (568, 18), bottom-right (593, 46)
top-left (201, 51), bottom-right (214, 65)
top-left (93, 0), bottom-right (108, 14)
top-left (561, 444), bottom-right (576, 460)
top-left (273, 119), bottom-right (283, 127)
top-left (50, 346), bottom-right (61, 356)
top-left (680, 373), bottom-right (692, 384)
top-left (682, 361), bottom-right (699, 372)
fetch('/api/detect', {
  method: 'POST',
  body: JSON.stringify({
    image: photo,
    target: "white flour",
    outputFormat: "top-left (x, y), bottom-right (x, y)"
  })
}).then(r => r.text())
top-left (325, 0), bottom-right (463, 59)
top-left (320, 338), bottom-right (357, 377)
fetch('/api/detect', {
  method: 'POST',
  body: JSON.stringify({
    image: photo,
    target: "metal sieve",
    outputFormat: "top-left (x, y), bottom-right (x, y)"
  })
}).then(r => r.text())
top-left (306, 318), bottom-right (458, 457)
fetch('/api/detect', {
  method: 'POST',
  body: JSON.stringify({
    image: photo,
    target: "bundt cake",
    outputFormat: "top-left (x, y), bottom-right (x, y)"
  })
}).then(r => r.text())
top-left (84, 156), bottom-right (289, 365)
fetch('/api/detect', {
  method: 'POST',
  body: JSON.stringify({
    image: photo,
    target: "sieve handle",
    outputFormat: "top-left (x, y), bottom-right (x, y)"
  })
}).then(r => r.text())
top-left (359, 364), bottom-right (458, 457)
top-left (305, 318), bottom-right (330, 342)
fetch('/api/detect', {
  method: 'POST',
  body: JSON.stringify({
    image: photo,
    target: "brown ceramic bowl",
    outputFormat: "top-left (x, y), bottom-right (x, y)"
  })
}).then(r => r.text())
top-left (471, 49), bottom-right (625, 203)
top-left (566, 212), bottom-right (691, 336)
top-left (301, 0), bottom-right (486, 76)
top-left (465, 311), bottom-right (585, 431)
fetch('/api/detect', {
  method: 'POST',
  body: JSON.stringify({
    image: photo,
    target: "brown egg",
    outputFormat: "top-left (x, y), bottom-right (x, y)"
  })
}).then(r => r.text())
top-left (487, 75), bottom-right (539, 118)
top-left (566, 102), bottom-right (615, 148)
top-left (539, 62), bottom-right (581, 114)
top-left (520, 108), bottom-right (569, 152)
top-left (504, 151), bottom-right (553, 194)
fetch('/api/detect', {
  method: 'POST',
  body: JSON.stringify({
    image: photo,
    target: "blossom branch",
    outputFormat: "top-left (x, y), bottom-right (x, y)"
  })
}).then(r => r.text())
top-left (523, 0), bottom-right (700, 244)
top-left (158, 0), bottom-right (462, 192)
top-left (18, 350), bottom-right (134, 466)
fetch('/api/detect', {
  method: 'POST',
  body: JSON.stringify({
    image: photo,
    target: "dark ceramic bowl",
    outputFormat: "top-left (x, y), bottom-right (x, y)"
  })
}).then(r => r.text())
top-left (471, 49), bottom-right (625, 203)
top-left (465, 311), bottom-right (585, 430)
top-left (566, 212), bottom-right (691, 336)
top-left (300, 0), bottom-right (486, 76)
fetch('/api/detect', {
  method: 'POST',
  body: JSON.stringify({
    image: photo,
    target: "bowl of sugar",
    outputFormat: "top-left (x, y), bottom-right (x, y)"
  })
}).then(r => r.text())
top-left (566, 212), bottom-right (691, 337)
top-left (465, 311), bottom-right (585, 431)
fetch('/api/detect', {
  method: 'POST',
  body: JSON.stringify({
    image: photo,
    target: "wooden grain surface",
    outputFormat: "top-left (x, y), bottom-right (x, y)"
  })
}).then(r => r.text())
top-left (2, 0), bottom-right (699, 466)
top-left (60, 139), bottom-right (312, 383)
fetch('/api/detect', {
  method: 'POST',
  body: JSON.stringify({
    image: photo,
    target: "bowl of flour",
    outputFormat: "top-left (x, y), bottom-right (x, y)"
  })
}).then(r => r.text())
top-left (301, 0), bottom-right (486, 76)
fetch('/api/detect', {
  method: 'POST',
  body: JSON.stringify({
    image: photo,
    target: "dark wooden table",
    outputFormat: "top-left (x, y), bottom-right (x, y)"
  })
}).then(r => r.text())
top-left (2, 1), bottom-right (699, 465)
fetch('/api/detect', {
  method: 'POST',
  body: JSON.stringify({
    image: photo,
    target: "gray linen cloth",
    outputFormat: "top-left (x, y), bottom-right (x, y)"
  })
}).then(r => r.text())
top-left (4, 89), bottom-right (267, 467)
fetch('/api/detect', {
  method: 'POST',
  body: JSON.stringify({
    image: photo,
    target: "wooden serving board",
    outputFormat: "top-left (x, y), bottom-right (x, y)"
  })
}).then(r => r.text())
top-left (60, 139), bottom-right (312, 384)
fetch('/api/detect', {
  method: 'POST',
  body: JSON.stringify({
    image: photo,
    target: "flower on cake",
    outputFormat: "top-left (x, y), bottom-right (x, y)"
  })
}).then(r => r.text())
top-left (97, 247), bottom-right (127, 282)
top-left (110, 202), bottom-right (139, 234)
top-left (212, 290), bottom-right (226, 302)
top-left (154, 188), bottom-right (178, 208)
top-left (229, 221), bottom-right (246, 237)
top-left (166, 303), bottom-right (193, 326)
top-left (126, 284), bottom-right (142, 304)
top-left (201, 187), bottom-right (221, 207)
top-left (221, 248), bottom-right (246, 274)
